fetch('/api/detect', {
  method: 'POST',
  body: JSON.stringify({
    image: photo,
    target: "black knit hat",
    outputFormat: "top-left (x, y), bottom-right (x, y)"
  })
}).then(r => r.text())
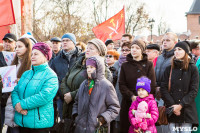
top-left (174, 41), bottom-right (190, 54)
top-left (146, 44), bottom-right (160, 51)
top-left (105, 39), bottom-right (114, 46)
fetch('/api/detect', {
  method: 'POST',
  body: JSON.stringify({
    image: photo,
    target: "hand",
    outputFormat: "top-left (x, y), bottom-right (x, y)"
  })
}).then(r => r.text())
top-left (64, 92), bottom-right (72, 104)
top-left (172, 104), bottom-right (182, 116)
top-left (131, 95), bottom-right (137, 102)
top-left (20, 110), bottom-right (28, 115)
top-left (15, 103), bottom-right (22, 113)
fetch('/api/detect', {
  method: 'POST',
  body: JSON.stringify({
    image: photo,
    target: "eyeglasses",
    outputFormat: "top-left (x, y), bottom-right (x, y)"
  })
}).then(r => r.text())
top-left (121, 49), bottom-right (130, 52)
top-left (105, 55), bottom-right (113, 58)
top-left (62, 39), bottom-right (71, 42)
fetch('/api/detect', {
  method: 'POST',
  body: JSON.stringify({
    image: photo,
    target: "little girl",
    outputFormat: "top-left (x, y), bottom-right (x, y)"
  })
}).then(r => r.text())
top-left (129, 77), bottom-right (159, 133)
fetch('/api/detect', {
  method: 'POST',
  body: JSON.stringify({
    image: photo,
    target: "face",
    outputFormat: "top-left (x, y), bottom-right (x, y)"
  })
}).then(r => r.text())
top-left (131, 44), bottom-right (142, 59)
top-left (86, 65), bottom-right (96, 79)
top-left (174, 47), bottom-right (185, 60)
top-left (15, 41), bottom-right (27, 58)
top-left (121, 46), bottom-right (131, 57)
top-left (52, 41), bottom-right (61, 54)
top-left (107, 43), bottom-right (114, 50)
top-left (3, 39), bottom-right (16, 52)
top-left (120, 36), bottom-right (130, 46)
top-left (192, 45), bottom-right (200, 56)
top-left (31, 49), bottom-right (47, 66)
top-left (85, 43), bottom-right (100, 58)
top-left (146, 49), bottom-right (159, 61)
top-left (61, 38), bottom-right (75, 52)
top-left (137, 88), bottom-right (149, 98)
top-left (105, 54), bottom-right (115, 66)
top-left (162, 34), bottom-right (176, 51)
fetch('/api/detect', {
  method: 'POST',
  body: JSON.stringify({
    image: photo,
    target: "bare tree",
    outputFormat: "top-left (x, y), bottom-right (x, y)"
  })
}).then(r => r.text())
top-left (157, 17), bottom-right (168, 35)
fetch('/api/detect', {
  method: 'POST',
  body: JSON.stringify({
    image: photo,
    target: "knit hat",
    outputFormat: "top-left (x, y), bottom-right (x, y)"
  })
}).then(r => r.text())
top-left (132, 40), bottom-right (146, 53)
top-left (105, 39), bottom-right (114, 46)
top-left (136, 77), bottom-right (151, 93)
top-left (174, 41), bottom-right (190, 54)
top-left (32, 42), bottom-right (52, 61)
top-left (88, 38), bottom-right (107, 56)
top-left (86, 58), bottom-right (97, 68)
top-left (146, 44), bottom-right (160, 51)
top-left (21, 32), bottom-right (37, 45)
top-left (62, 33), bottom-right (76, 45)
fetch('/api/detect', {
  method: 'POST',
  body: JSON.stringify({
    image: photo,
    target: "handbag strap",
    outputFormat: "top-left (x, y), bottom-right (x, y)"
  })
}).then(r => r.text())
top-left (168, 66), bottom-right (172, 92)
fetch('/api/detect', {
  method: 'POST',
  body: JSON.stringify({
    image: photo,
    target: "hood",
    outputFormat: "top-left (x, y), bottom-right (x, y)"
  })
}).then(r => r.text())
top-left (136, 94), bottom-right (155, 103)
top-left (87, 56), bottom-right (105, 81)
top-left (126, 53), bottom-right (148, 63)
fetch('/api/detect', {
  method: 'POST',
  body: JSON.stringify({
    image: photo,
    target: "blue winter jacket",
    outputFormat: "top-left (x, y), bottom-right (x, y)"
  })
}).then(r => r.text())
top-left (11, 63), bottom-right (58, 128)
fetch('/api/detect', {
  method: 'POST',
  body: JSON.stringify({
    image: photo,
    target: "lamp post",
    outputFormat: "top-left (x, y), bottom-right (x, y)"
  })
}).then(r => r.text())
top-left (148, 18), bottom-right (155, 41)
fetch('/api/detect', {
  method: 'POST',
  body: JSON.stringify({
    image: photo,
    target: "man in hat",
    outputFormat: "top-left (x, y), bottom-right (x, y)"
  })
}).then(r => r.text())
top-left (190, 40), bottom-right (200, 63)
top-left (48, 37), bottom-right (62, 65)
top-left (105, 39), bottom-right (115, 51)
top-left (50, 33), bottom-right (81, 120)
top-left (0, 33), bottom-right (17, 130)
top-left (146, 44), bottom-right (160, 67)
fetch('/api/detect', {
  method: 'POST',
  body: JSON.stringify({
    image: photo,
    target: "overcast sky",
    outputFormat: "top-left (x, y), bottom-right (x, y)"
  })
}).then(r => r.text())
top-left (143, 0), bottom-right (193, 34)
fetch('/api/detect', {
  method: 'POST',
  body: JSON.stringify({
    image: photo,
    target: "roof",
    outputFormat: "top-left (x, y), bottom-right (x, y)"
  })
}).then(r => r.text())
top-left (187, 0), bottom-right (200, 15)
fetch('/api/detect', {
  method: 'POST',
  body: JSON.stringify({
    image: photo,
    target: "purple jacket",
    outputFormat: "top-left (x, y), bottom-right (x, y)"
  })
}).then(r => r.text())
top-left (128, 94), bottom-right (159, 133)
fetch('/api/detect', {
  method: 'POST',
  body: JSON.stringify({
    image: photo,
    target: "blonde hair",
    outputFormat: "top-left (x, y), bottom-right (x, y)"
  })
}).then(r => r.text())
top-left (164, 32), bottom-right (178, 43)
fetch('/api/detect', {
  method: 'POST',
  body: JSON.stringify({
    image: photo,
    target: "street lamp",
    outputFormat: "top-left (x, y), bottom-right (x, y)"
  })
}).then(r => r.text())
top-left (148, 18), bottom-right (155, 41)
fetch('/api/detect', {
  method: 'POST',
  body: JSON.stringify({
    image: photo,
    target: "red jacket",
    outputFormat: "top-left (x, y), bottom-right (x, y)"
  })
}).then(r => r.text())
top-left (128, 94), bottom-right (159, 133)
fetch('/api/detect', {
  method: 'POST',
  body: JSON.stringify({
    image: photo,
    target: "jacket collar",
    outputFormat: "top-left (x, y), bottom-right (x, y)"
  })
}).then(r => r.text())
top-left (162, 49), bottom-right (174, 58)
top-left (136, 94), bottom-right (154, 103)
top-left (32, 62), bottom-right (48, 72)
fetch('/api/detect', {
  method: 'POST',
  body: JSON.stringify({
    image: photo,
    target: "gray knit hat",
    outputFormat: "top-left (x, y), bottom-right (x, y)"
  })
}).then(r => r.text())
top-left (88, 38), bottom-right (107, 56)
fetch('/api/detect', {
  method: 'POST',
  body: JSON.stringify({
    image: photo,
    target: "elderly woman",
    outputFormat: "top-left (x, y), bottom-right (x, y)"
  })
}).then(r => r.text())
top-left (60, 38), bottom-right (112, 120)
top-left (11, 42), bottom-right (58, 133)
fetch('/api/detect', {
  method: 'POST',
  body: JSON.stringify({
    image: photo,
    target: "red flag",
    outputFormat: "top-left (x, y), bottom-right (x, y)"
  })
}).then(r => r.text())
top-left (0, 0), bottom-right (16, 27)
top-left (92, 8), bottom-right (125, 42)
top-left (0, 26), bottom-right (10, 43)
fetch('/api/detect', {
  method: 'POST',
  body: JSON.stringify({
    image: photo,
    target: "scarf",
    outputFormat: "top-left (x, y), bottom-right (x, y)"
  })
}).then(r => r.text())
top-left (88, 79), bottom-right (94, 95)
top-left (63, 48), bottom-right (76, 62)
top-left (118, 55), bottom-right (126, 67)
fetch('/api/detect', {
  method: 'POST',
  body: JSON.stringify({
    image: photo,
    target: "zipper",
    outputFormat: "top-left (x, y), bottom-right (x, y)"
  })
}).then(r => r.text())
top-left (37, 107), bottom-right (40, 120)
top-left (22, 71), bottom-right (35, 127)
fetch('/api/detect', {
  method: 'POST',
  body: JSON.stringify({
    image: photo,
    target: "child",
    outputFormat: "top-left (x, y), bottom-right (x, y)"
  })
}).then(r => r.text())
top-left (72, 56), bottom-right (120, 133)
top-left (129, 77), bottom-right (159, 133)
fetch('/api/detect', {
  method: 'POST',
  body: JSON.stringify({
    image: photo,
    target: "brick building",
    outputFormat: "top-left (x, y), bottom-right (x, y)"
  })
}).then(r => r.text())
top-left (186, 0), bottom-right (200, 39)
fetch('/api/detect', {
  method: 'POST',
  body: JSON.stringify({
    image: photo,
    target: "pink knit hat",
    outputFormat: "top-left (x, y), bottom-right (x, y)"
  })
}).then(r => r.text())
top-left (32, 42), bottom-right (52, 60)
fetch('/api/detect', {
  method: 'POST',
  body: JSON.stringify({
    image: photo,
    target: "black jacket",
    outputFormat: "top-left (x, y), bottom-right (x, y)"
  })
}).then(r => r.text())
top-left (161, 59), bottom-right (199, 126)
top-left (50, 47), bottom-right (82, 97)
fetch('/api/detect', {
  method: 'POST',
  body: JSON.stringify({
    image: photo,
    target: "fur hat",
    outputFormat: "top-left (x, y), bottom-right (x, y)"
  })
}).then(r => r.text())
top-left (88, 38), bottom-right (107, 56)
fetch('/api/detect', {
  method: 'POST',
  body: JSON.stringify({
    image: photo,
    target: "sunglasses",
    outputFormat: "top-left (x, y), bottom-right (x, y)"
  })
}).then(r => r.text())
top-left (105, 55), bottom-right (113, 58)
top-left (121, 49), bottom-right (130, 52)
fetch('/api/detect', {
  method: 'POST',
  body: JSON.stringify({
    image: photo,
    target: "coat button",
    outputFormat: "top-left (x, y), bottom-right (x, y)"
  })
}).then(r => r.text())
top-left (137, 70), bottom-right (140, 72)
top-left (179, 100), bottom-right (181, 102)
top-left (84, 128), bottom-right (86, 130)
top-left (179, 79), bottom-right (181, 80)
top-left (179, 89), bottom-right (181, 91)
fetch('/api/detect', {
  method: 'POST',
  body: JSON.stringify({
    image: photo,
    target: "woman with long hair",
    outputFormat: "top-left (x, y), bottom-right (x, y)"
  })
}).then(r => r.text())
top-left (5, 38), bottom-right (32, 133)
top-left (161, 41), bottom-right (199, 133)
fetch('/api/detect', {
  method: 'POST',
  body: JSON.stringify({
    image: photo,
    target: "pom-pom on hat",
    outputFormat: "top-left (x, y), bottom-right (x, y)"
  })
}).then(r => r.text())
top-left (136, 77), bottom-right (151, 93)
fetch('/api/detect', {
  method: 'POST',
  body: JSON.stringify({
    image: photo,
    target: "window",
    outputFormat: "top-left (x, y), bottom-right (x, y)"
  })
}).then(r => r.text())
top-left (199, 16), bottom-right (200, 24)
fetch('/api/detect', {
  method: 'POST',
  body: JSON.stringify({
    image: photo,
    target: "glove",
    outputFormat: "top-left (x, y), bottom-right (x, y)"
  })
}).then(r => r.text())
top-left (146, 113), bottom-right (151, 118)
top-left (132, 109), bottom-right (136, 115)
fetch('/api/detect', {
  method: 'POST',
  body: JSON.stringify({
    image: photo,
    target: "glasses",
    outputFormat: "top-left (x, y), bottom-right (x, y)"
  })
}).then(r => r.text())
top-left (62, 39), bottom-right (71, 42)
top-left (121, 49), bottom-right (130, 52)
top-left (105, 55), bottom-right (113, 58)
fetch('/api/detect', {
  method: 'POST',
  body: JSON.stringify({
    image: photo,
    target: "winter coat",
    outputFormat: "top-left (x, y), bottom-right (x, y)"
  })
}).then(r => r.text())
top-left (11, 63), bottom-right (59, 128)
top-left (160, 59), bottom-right (199, 126)
top-left (5, 95), bottom-right (17, 127)
top-left (0, 76), bottom-right (2, 127)
top-left (72, 56), bottom-right (120, 133)
top-left (60, 53), bottom-right (113, 119)
top-left (155, 49), bottom-right (174, 86)
top-left (129, 94), bottom-right (159, 133)
top-left (48, 50), bottom-right (62, 66)
top-left (194, 58), bottom-right (200, 133)
top-left (50, 47), bottom-right (81, 97)
top-left (119, 53), bottom-right (156, 133)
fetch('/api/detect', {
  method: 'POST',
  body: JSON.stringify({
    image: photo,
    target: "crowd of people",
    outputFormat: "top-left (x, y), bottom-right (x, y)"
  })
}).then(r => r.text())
top-left (0, 31), bottom-right (200, 133)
